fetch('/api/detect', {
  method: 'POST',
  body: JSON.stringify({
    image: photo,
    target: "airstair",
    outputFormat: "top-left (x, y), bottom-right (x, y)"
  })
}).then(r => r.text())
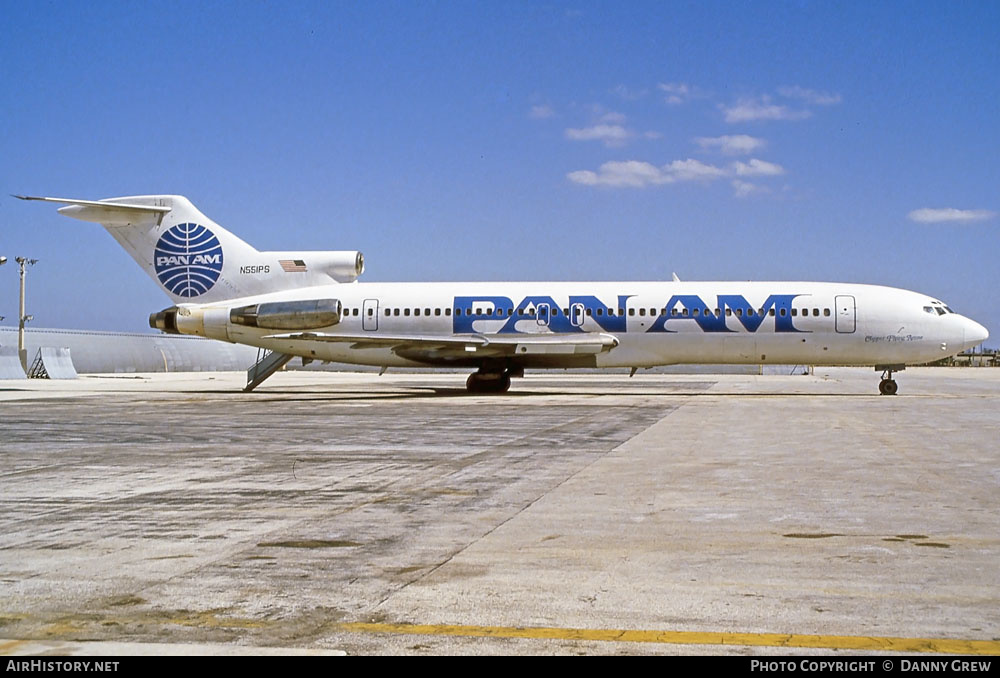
top-left (26, 347), bottom-right (78, 379)
top-left (244, 348), bottom-right (294, 392)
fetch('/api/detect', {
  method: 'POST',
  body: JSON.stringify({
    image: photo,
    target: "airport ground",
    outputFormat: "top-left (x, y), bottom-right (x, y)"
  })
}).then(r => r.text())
top-left (0, 368), bottom-right (998, 656)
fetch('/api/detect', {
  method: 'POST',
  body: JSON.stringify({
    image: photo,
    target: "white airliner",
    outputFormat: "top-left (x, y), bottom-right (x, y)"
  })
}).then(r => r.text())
top-left (18, 194), bottom-right (988, 395)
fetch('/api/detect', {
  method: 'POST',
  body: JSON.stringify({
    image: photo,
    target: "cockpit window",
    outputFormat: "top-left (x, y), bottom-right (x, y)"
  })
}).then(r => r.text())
top-left (926, 301), bottom-right (955, 315)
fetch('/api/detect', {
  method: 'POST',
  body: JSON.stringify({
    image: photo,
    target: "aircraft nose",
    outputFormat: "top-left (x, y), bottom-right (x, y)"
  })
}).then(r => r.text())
top-left (963, 317), bottom-right (989, 349)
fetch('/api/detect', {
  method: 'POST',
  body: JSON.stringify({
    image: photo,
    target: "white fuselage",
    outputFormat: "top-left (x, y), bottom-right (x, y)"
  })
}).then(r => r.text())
top-left (177, 280), bottom-right (987, 369)
top-left (23, 194), bottom-right (989, 385)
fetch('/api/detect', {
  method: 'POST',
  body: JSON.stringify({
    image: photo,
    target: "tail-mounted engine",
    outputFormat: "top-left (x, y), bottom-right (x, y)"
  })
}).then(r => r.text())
top-left (229, 298), bottom-right (342, 330)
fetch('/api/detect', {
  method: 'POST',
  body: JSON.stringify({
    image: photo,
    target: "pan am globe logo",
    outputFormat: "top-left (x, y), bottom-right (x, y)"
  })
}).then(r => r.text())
top-left (153, 223), bottom-right (224, 297)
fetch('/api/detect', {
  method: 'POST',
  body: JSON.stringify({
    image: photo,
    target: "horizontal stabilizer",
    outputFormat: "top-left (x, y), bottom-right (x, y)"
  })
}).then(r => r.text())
top-left (14, 195), bottom-right (172, 212)
top-left (14, 195), bottom-right (171, 226)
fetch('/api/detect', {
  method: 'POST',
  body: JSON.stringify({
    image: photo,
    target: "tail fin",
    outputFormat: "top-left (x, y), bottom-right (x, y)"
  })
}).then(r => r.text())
top-left (17, 195), bottom-right (364, 303)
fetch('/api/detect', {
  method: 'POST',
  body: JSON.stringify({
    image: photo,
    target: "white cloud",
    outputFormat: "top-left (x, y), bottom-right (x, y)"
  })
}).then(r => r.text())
top-left (568, 161), bottom-right (670, 187)
top-left (721, 96), bottom-right (811, 123)
top-left (658, 82), bottom-right (692, 105)
top-left (643, 130), bottom-right (663, 140)
top-left (529, 104), bottom-right (555, 119)
top-left (567, 158), bottom-right (727, 187)
top-left (907, 208), bottom-right (996, 223)
top-left (732, 180), bottom-right (769, 198)
top-left (664, 158), bottom-right (728, 181)
top-left (564, 124), bottom-right (631, 147)
top-left (733, 158), bottom-right (785, 176)
top-left (778, 86), bottom-right (842, 106)
top-left (611, 84), bottom-right (648, 100)
top-left (695, 134), bottom-right (766, 155)
top-left (569, 156), bottom-right (786, 190)
top-left (599, 111), bottom-right (627, 124)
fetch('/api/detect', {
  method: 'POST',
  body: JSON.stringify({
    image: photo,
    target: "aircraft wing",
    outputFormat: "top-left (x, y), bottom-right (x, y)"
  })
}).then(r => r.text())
top-left (262, 331), bottom-right (619, 360)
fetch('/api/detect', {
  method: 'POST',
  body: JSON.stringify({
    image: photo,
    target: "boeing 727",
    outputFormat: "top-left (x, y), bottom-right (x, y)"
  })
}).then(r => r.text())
top-left (18, 194), bottom-right (989, 394)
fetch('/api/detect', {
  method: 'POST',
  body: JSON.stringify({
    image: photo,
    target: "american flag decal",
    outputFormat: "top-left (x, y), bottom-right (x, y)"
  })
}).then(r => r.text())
top-left (279, 259), bottom-right (307, 273)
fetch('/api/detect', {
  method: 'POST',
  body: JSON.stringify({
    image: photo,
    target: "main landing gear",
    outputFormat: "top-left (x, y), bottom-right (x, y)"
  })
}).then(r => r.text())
top-left (466, 369), bottom-right (512, 393)
top-left (877, 365), bottom-right (904, 395)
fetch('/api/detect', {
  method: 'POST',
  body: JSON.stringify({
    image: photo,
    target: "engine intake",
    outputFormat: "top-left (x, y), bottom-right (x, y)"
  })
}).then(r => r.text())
top-left (230, 298), bottom-right (342, 330)
top-left (317, 251), bottom-right (364, 282)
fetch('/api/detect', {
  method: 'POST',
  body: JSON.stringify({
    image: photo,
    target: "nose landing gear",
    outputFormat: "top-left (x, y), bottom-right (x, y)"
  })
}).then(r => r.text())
top-left (876, 365), bottom-right (904, 395)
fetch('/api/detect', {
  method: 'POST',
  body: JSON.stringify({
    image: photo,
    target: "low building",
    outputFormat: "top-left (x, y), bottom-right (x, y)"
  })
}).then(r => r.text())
top-left (0, 327), bottom-right (258, 374)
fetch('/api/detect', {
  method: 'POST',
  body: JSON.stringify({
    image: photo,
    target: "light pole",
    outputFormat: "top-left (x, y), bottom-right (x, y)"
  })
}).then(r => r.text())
top-left (15, 257), bottom-right (37, 371)
top-left (0, 256), bottom-right (6, 322)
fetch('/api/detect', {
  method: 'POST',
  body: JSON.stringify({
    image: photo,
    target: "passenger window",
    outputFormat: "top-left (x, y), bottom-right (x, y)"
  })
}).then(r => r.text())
top-left (435, 308), bottom-right (441, 316)
top-left (791, 308), bottom-right (797, 316)
top-left (693, 308), bottom-right (700, 316)
top-left (405, 308), bottom-right (411, 316)
top-left (586, 308), bottom-right (592, 316)
top-left (618, 308), bottom-right (624, 316)
top-left (476, 309), bottom-right (483, 316)
top-left (671, 308), bottom-right (678, 317)
top-left (813, 308), bottom-right (819, 316)
top-left (639, 308), bottom-right (646, 316)
top-left (823, 308), bottom-right (830, 317)
top-left (769, 309), bottom-right (775, 316)
top-left (779, 308), bottom-right (786, 316)
top-left (747, 309), bottom-right (754, 317)
top-left (394, 309), bottom-right (400, 316)
top-left (726, 308), bottom-right (732, 317)
top-left (736, 309), bottom-right (743, 317)
top-left (384, 309), bottom-right (390, 316)
top-left (445, 308), bottom-right (452, 316)
top-left (354, 308), bottom-right (360, 316)
top-left (426, 308), bottom-right (432, 315)
top-left (629, 308), bottom-right (635, 316)
top-left (597, 308), bottom-right (603, 316)
top-left (414, 309), bottom-right (420, 316)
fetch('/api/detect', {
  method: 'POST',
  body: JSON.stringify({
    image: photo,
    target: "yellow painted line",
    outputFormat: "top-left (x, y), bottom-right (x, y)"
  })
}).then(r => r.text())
top-left (0, 640), bottom-right (29, 655)
top-left (338, 622), bottom-right (1000, 655)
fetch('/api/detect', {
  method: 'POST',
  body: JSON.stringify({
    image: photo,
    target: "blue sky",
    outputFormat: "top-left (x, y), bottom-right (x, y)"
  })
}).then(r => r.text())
top-left (1, 1), bottom-right (997, 342)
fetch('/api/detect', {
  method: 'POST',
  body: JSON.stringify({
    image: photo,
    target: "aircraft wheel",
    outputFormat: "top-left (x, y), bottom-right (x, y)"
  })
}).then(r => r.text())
top-left (879, 379), bottom-right (898, 396)
top-left (466, 372), bottom-right (511, 394)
